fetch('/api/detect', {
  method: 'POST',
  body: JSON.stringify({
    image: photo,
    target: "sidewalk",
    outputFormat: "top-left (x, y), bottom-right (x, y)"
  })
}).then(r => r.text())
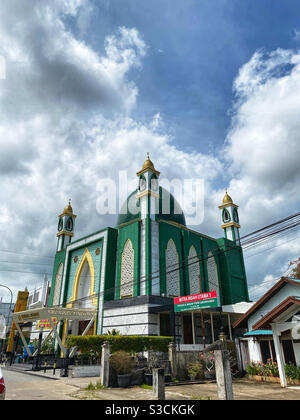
top-left (3, 363), bottom-right (300, 400)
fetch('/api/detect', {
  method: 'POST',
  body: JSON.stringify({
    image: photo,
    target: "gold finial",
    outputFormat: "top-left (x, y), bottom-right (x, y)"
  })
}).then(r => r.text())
top-left (136, 152), bottom-right (160, 176)
top-left (219, 189), bottom-right (238, 209)
top-left (222, 190), bottom-right (233, 205)
top-left (59, 198), bottom-right (77, 218)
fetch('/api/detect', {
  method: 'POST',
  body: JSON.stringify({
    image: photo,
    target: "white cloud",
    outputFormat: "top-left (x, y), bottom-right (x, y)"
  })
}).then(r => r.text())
top-left (224, 47), bottom-right (300, 295)
top-left (0, 0), bottom-right (220, 299)
top-left (0, 1), bottom-right (299, 303)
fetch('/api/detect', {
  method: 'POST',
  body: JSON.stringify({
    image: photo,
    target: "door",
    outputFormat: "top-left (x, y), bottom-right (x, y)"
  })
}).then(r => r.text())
top-left (260, 340), bottom-right (271, 364)
top-left (160, 314), bottom-right (171, 337)
top-left (282, 340), bottom-right (296, 365)
top-left (183, 315), bottom-right (193, 344)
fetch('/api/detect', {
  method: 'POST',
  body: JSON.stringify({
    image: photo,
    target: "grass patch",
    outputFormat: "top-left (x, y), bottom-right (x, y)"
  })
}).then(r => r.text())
top-left (85, 381), bottom-right (106, 390)
top-left (138, 384), bottom-right (153, 390)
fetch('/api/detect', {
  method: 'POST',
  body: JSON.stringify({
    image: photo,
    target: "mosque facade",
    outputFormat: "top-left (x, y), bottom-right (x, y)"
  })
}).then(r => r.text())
top-left (48, 155), bottom-right (249, 343)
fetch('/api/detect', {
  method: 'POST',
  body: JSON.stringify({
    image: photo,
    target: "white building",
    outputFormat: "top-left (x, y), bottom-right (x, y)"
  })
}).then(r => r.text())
top-left (234, 277), bottom-right (300, 386)
top-left (27, 275), bottom-right (51, 341)
top-left (0, 299), bottom-right (15, 337)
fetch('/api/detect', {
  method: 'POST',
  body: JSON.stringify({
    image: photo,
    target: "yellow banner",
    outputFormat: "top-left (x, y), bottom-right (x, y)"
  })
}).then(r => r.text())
top-left (6, 290), bottom-right (29, 352)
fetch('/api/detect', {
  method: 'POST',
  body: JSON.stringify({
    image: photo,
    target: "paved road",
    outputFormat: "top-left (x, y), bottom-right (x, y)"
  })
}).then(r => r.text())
top-left (2, 368), bottom-right (79, 400)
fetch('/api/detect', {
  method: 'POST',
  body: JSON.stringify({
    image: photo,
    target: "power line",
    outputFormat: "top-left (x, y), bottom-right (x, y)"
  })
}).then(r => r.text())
top-left (3, 211), bottom-right (300, 305)
top-left (0, 249), bottom-right (55, 259)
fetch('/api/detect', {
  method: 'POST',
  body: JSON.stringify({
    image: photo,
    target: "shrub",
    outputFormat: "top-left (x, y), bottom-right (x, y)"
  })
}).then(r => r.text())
top-left (110, 351), bottom-right (135, 375)
top-left (246, 362), bottom-right (261, 376)
top-left (104, 329), bottom-right (120, 336)
top-left (187, 363), bottom-right (204, 379)
top-left (246, 360), bottom-right (300, 380)
top-left (264, 359), bottom-right (279, 377)
top-left (285, 363), bottom-right (300, 382)
top-left (66, 335), bottom-right (173, 355)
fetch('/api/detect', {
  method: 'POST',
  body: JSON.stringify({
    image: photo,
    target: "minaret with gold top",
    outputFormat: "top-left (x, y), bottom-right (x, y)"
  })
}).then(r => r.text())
top-left (136, 152), bottom-right (160, 219)
top-left (136, 153), bottom-right (160, 295)
top-left (219, 190), bottom-right (241, 244)
top-left (56, 199), bottom-right (77, 252)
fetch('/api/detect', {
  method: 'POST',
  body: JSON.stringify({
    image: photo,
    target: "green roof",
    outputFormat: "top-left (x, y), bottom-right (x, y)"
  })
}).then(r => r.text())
top-left (117, 186), bottom-right (186, 227)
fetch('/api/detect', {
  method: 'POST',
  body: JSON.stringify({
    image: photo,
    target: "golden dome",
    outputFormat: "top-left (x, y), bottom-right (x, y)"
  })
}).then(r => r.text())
top-left (59, 199), bottom-right (76, 217)
top-left (222, 190), bottom-right (233, 206)
top-left (136, 152), bottom-right (160, 176)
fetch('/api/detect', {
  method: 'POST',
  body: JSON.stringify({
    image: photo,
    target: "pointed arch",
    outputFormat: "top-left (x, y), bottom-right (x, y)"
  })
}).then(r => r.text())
top-left (69, 248), bottom-right (95, 307)
top-left (166, 238), bottom-right (180, 297)
top-left (53, 263), bottom-right (63, 306)
top-left (188, 245), bottom-right (201, 294)
top-left (120, 239), bottom-right (134, 298)
top-left (207, 251), bottom-right (219, 297)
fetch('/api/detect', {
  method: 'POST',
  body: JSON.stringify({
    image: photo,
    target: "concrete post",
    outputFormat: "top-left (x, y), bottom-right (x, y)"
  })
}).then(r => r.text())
top-left (271, 324), bottom-right (287, 387)
top-left (218, 331), bottom-right (226, 349)
top-left (153, 368), bottom-right (165, 400)
top-left (168, 342), bottom-right (178, 379)
top-left (214, 350), bottom-right (234, 400)
top-left (100, 341), bottom-right (110, 387)
top-left (234, 338), bottom-right (243, 377)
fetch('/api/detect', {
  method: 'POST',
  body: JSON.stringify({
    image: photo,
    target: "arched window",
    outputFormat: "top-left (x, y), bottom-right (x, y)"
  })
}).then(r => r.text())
top-left (66, 217), bottom-right (73, 231)
top-left (166, 239), bottom-right (180, 297)
top-left (77, 260), bottom-right (92, 308)
top-left (71, 249), bottom-right (95, 309)
top-left (120, 239), bottom-right (134, 298)
top-left (188, 246), bottom-right (201, 294)
top-left (207, 251), bottom-right (219, 297)
top-left (53, 263), bottom-right (63, 306)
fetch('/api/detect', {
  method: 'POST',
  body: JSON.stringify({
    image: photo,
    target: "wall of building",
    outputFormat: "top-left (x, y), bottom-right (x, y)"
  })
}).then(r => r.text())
top-left (247, 283), bottom-right (300, 331)
top-left (102, 304), bottom-right (158, 336)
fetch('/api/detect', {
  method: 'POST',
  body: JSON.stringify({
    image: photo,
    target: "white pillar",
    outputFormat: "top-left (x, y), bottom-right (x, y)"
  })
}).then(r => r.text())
top-left (100, 341), bottom-right (110, 387)
top-left (214, 350), bottom-right (234, 400)
top-left (271, 323), bottom-right (287, 388)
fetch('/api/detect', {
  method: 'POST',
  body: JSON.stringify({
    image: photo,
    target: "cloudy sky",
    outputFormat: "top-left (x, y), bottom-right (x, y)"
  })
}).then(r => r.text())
top-left (0, 0), bottom-right (300, 303)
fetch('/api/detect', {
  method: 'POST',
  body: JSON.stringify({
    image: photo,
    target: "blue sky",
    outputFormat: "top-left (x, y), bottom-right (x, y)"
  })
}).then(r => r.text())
top-left (78, 0), bottom-right (300, 155)
top-left (0, 0), bottom-right (300, 301)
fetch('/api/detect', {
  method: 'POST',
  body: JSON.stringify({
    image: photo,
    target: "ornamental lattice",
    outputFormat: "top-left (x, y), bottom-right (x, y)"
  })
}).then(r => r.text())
top-left (166, 239), bottom-right (180, 297)
top-left (188, 246), bottom-right (201, 294)
top-left (53, 263), bottom-right (63, 306)
top-left (120, 239), bottom-right (134, 298)
top-left (207, 251), bottom-right (219, 295)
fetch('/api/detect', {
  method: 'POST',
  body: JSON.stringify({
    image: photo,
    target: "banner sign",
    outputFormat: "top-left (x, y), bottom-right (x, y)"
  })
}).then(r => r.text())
top-left (174, 291), bottom-right (218, 312)
top-left (37, 318), bottom-right (57, 330)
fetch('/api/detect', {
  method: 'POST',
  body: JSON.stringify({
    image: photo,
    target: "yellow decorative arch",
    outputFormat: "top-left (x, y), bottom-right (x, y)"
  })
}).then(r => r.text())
top-left (68, 248), bottom-right (96, 307)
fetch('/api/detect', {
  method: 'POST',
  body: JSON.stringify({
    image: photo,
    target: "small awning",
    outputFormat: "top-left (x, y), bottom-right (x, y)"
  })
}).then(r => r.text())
top-left (13, 307), bottom-right (96, 323)
top-left (243, 330), bottom-right (272, 337)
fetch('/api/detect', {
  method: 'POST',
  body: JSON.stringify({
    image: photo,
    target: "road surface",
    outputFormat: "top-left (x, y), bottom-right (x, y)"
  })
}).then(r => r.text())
top-left (2, 368), bottom-right (78, 400)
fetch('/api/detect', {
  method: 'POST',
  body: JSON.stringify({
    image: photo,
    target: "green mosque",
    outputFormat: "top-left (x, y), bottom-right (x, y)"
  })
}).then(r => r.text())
top-left (48, 155), bottom-right (249, 344)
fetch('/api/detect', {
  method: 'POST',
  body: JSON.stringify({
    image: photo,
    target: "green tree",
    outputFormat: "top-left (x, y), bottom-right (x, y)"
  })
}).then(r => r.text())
top-left (288, 259), bottom-right (300, 279)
